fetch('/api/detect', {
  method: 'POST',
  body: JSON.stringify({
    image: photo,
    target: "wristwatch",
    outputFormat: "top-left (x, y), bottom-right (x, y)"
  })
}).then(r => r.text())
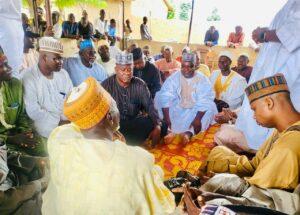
top-left (259, 31), bottom-right (267, 43)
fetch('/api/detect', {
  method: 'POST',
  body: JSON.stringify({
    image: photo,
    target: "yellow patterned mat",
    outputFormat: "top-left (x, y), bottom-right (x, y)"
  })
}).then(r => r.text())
top-left (148, 124), bottom-right (220, 179)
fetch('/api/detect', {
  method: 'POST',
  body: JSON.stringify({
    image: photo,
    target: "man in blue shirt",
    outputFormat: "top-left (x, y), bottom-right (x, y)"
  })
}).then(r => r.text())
top-left (204, 26), bottom-right (219, 47)
top-left (62, 13), bottom-right (78, 39)
top-left (63, 40), bottom-right (108, 86)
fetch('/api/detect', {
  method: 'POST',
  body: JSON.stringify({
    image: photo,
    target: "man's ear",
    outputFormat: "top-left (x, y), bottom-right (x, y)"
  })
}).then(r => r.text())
top-left (41, 54), bottom-right (47, 63)
top-left (265, 96), bottom-right (275, 110)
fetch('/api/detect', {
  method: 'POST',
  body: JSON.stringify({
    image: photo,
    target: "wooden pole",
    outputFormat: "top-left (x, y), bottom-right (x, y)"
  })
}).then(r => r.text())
top-left (45, 0), bottom-right (52, 26)
top-left (32, 0), bottom-right (39, 33)
top-left (122, 0), bottom-right (125, 50)
top-left (187, 0), bottom-right (195, 46)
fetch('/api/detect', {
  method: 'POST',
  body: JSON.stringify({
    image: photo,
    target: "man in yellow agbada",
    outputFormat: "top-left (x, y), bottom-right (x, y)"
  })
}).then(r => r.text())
top-left (187, 74), bottom-right (300, 214)
top-left (202, 73), bottom-right (300, 190)
top-left (42, 77), bottom-right (175, 215)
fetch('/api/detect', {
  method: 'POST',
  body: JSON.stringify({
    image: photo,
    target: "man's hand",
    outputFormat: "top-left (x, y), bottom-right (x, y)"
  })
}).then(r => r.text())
top-left (7, 132), bottom-right (37, 149)
top-left (149, 125), bottom-right (161, 147)
top-left (190, 113), bottom-right (204, 134)
top-left (180, 131), bottom-right (192, 145)
top-left (214, 108), bottom-right (237, 124)
top-left (227, 42), bottom-right (235, 48)
top-left (252, 27), bottom-right (269, 44)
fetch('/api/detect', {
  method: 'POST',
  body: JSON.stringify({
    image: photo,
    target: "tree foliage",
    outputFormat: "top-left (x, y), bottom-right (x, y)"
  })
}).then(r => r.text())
top-left (22, 0), bottom-right (108, 9)
top-left (54, 0), bottom-right (108, 9)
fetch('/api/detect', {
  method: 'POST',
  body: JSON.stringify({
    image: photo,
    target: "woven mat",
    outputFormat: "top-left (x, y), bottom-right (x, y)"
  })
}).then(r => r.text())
top-left (148, 124), bottom-right (220, 179)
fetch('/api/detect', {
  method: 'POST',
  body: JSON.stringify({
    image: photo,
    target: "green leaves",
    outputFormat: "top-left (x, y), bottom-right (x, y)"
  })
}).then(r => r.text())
top-left (48, 0), bottom-right (107, 9)
top-left (207, 8), bottom-right (221, 22)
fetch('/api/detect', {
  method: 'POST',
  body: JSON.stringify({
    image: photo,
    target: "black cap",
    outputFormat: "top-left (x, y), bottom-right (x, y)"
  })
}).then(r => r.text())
top-left (131, 48), bottom-right (143, 61)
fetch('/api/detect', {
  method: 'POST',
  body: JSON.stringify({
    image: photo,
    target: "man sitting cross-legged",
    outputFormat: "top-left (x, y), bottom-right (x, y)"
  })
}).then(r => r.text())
top-left (42, 77), bottom-right (175, 214)
top-left (102, 52), bottom-right (164, 146)
top-left (155, 53), bottom-right (217, 145)
top-left (183, 74), bottom-right (300, 214)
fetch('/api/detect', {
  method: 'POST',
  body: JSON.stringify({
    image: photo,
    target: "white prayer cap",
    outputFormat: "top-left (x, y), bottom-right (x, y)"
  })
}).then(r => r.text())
top-left (218, 51), bottom-right (233, 61)
top-left (38, 37), bottom-right (63, 55)
top-left (163, 45), bottom-right (173, 53)
top-left (98, 39), bottom-right (110, 48)
top-left (116, 52), bottom-right (133, 65)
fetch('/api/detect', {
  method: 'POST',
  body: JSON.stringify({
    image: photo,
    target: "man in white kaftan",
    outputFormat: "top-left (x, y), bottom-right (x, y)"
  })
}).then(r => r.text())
top-left (210, 51), bottom-right (247, 111)
top-left (221, 0), bottom-right (300, 150)
top-left (155, 53), bottom-right (217, 138)
top-left (22, 37), bottom-right (73, 138)
top-left (0, 0), bottom-right (23, 78)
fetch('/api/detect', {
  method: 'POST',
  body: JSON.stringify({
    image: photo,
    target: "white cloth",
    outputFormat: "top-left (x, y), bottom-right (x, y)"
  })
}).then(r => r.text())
top-left (22, 65), bottom-right (73, 138)
top-left (53, 23), bottom-right (62, 39)
top-left (236, 0), bottom-right (300, 150)
top-left (42, 124), bottom-right (175, 214)
top-left (0, 0), bottom-right (21, 20)
top-left (63, 57), bottom-right (108, 86)
top-left (155, 71), bottom-right (217, 134)
top-left (0, 0), bottom-right (23, 79)
top-left (19, 49), bottom-right (39, 77)
top-left (210, 70), bottom-right (247, 110)
top-left (94, 18), bottom-right (108, 34)
top-left (97, 58), bottom-right (116, 77)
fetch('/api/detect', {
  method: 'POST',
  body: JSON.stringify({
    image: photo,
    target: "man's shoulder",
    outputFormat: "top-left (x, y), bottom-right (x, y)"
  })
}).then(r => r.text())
top-left (22, 66), bottom-right (38, 81)
top-left (93, 61), bottom-right (106, 71)
top-left (233, 71), bottom-right (247, 82)
top-left (4, 78), bottom-right (22, 92)
top-left (64, 57), bottom-right (79, 67)
top-left (102, 75), bottom-right (116, 86)
top-left (145, 61), bottom-right (159, 71)
top-left (117, 143), bottom-right (155, 168)
top-left (131, 76), bottom-right (148, 86)
top-left (53, 68), bottom-right (72, 82)
top-left (10, 77), bottom-right (22, 86)
top-left (210, 69), bottom-right (221, 77)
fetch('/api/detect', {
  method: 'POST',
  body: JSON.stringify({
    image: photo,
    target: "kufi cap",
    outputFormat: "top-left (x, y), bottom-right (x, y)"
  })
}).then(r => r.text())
top-left (38, 37), bottom-right (63, 55)
top-left (132, 48), bottom-right (143, 61)
top-left (164, 46), bottom-right (173, 53)
top-left (218, 51), bottom-right (233, 61)
top-left (182, 52), bottom-right (196, 65)
top-left (80, 39), bottom-right (94, 51)
top-left (98, 40), bottom-right (110, 48)
top-left (245, 74), bottom-right (289, 104)
top-left (116, 52), bottom-right (133, 65)
top-left (63, 77), bottom-right (112, 129)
